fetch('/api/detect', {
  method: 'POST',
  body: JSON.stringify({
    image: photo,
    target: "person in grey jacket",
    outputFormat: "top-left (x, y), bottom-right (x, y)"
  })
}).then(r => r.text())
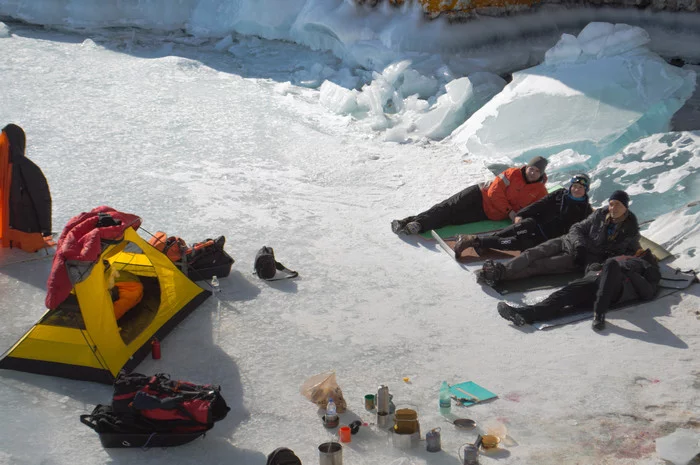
top-left (497, 248), bottom-right (661, 331)
top-left (477, 190), bottom-right (641, 285)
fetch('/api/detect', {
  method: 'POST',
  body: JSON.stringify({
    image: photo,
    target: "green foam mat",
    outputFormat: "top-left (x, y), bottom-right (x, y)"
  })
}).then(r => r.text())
top-left (420, 220), bottom-right (511, 239)
top-left (420, 183), bottom-right (564, 239)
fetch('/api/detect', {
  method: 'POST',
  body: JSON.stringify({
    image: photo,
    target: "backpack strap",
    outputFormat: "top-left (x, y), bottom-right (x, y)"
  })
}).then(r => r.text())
top-left (252, 260), bottom-right (298, 281)
top-left (271, 261), bottom-right (298, 280)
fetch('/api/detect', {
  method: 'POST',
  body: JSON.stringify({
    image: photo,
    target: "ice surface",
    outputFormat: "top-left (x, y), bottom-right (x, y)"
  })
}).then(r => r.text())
top-left (0, 21), bottom-right (10, 38)
top-left (413, 73), bottom-right (506, 140)
top-left (655, 428), bottom-right (700, 465)
top-left (0, 7), bottom-right (699, 465)
top-left (320, 80), bottom-right (359, 114)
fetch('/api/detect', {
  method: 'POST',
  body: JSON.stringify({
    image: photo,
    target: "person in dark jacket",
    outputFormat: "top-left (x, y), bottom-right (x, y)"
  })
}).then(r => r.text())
top-left (497, 249), bottom-right (661, 331)
top-left (477, 190), bottom-right (641, 285)
top-left (454, 174), bottom-right (593, 255)
top-left (391, 156), bottom-right (548, 235)
top-left (0, 123), bottom-right (52, 252)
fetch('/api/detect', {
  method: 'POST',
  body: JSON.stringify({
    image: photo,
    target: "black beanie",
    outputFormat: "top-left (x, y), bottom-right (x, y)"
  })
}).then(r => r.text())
top-left (608, 190), bottom-right (630, 209)
top-left (527, 156), bottom-right (548, 173)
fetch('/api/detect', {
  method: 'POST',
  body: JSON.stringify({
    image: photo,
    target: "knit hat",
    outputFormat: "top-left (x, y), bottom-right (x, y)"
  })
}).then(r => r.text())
top-left (608, 190), bottom-right (630, 209)
top-left (570, 173), bottom-right (591, 192)
top-left (527, 156), bottom-right (548, 173)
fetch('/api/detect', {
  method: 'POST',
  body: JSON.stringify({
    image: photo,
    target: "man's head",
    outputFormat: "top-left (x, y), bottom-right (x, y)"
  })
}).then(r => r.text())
top-left (608, 190), bottom-right (629, 219)
top-left (569, 173), bottom-right (590, 199)
top-left (525, 156), bottom-right (548, 182)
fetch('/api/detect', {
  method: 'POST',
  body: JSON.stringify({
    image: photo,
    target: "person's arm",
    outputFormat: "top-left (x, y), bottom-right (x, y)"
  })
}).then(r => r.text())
top-left (567, 209), bottom-right (598, 251)
top-left (483, 168), bottom-right (516, 220)
top-left (22, 162), bottom-right (52, 236)
top-left (517, 189), bottom-right (560, 221)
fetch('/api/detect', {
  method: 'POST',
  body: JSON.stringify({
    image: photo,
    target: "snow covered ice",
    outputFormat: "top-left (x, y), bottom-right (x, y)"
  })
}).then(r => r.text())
top-left (1, 2), bottom-right (700, 465)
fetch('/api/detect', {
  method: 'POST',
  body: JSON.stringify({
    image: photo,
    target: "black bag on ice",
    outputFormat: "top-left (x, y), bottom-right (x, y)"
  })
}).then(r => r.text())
top-left (254, 246), bottom-right (298, 281)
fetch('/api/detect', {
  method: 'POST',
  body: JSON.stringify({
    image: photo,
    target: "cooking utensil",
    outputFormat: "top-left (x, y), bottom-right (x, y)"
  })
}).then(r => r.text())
top-left (453, 418), bottom-right (476, 429)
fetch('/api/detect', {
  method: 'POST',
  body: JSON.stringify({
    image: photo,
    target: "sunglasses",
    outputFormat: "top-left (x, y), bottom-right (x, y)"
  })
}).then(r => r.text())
top-left (570, 176), bottom-right (589, 187)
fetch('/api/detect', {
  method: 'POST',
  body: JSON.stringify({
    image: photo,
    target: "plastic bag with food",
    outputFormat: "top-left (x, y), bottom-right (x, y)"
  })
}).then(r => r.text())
top-left (300, 371), bottom-right (347, 413)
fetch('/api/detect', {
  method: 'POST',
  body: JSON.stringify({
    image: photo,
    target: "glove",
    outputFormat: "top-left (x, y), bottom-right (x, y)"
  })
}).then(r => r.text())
top-left (585, 262), bottom-right (603, 274)
top-left (573, 246), bottom-right (587, 267)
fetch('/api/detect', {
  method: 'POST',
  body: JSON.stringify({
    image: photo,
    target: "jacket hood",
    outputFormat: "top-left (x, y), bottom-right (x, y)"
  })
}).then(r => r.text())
top-left (3, 124), bottom-right (26, 163)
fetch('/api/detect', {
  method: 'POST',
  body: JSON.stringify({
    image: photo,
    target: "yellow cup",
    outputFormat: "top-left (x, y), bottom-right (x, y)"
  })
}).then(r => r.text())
top-left (481, 434), bottom-right (501, 449)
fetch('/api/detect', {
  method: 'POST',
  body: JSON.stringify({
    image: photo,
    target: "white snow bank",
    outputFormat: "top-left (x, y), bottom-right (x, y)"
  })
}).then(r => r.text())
top-left (449, 22), bottom-right (697, 166)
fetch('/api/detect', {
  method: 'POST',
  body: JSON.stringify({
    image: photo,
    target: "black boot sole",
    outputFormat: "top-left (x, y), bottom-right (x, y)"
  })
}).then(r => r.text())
top-left (497, 302), bottom-right (528, 327)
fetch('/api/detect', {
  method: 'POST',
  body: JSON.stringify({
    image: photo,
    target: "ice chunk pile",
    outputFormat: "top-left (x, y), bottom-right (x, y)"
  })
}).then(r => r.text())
top-left (449, 22), bottom-right (697, 166)
top-left (319, 60), bottom-right (505, 142)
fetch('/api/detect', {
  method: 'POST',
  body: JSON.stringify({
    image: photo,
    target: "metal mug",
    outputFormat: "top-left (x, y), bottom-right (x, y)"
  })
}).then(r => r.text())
top-left (426, 428), bottom-right (441, 452)
top-left (364, 394), bottom-right (376, 411)
top-left (319, 441), bottom-right (342, 465)
top-left (377, 385), bottom-right (390, 413)
top-left (458, 443), bottom-right (480, 465)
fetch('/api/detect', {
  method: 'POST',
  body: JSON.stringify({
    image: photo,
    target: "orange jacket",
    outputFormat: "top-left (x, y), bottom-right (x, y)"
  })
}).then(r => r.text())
top-left (480, 167), bottom-right (547, 220)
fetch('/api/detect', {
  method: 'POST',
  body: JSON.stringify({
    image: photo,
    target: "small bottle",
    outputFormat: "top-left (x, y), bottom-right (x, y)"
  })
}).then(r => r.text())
top-left (439, 381), bottom-right (451, 415)
top-left (151, 338), bottom-right (161, 360)
top-left (211, 275), bottom-right (220, 292)
top-left (324, 398), bottom-right (339, 428)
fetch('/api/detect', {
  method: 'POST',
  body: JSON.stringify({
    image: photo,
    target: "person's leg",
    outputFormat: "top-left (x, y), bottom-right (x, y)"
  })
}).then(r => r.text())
top-left (410, 184), bottom-right (488, 233)
top-left (592, 260), bottom-right (624, 330)
top-left (498, 275), bottom-right (598, 325)
top-left (478, 218), bottom-right (541, 251)
top-left (500, 238), bottom-right (579, 281)
top-left (530, 276), bottom-right (598, 320)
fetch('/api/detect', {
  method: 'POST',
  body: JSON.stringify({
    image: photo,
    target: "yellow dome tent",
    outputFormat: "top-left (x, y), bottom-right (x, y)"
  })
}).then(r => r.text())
top-left (0, 226), bottom-right (211, 384)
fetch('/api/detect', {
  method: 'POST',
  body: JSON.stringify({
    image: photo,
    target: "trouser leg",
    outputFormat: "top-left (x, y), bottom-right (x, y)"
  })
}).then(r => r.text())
top-left (479, 218), bottom-right (542, 251)
top-left (523, 275), bottom-right (599, 321)
top-left (501, 238), bottom-right (577, 281)
top-left (593, 260), bottom-right (624, 317)
top-left (406, 184), bottom-right (488, 233)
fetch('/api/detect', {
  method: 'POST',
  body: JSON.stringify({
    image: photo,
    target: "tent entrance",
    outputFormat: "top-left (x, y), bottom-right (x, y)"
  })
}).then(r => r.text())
top-left (117, 276), bottom-right (160, 345)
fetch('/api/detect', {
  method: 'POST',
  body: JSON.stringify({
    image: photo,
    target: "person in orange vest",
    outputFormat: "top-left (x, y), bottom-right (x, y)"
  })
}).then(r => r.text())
top-left (391, 156), bottom-right (548, 235)
top-left (105, 260), bottom-right (144, 320)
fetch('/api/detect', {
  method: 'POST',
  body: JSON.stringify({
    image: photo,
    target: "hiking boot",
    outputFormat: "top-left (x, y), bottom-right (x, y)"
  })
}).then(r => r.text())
top-left (480, 259), bottom-right (505, 285)
top-left (391, 219), bottom-right (407, 235)
top-left (454, 234), bottom-right (478, 256)
top-left (405, 221), bottom-right (422, 235)
top-left (267, 447), bottom-right (302, 465)
top-left (592, 313), bottom-right (606, 331)
top-left (497, 302), bottom-right (529, 327)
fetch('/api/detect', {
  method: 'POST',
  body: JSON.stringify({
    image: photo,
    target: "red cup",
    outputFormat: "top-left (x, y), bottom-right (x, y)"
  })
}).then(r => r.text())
top-left (339, 426), bottom-right (352, 443)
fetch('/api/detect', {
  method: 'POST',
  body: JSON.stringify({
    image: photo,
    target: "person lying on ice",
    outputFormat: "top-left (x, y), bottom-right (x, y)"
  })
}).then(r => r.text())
top-left (476, 190), bottom-right (640, 286)
top-left (496, 248), bottom-right (660, 331)
top-left (453, 173), bottom-right (593, 256)
top-left (391, 156), bottom-right (549, 236)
